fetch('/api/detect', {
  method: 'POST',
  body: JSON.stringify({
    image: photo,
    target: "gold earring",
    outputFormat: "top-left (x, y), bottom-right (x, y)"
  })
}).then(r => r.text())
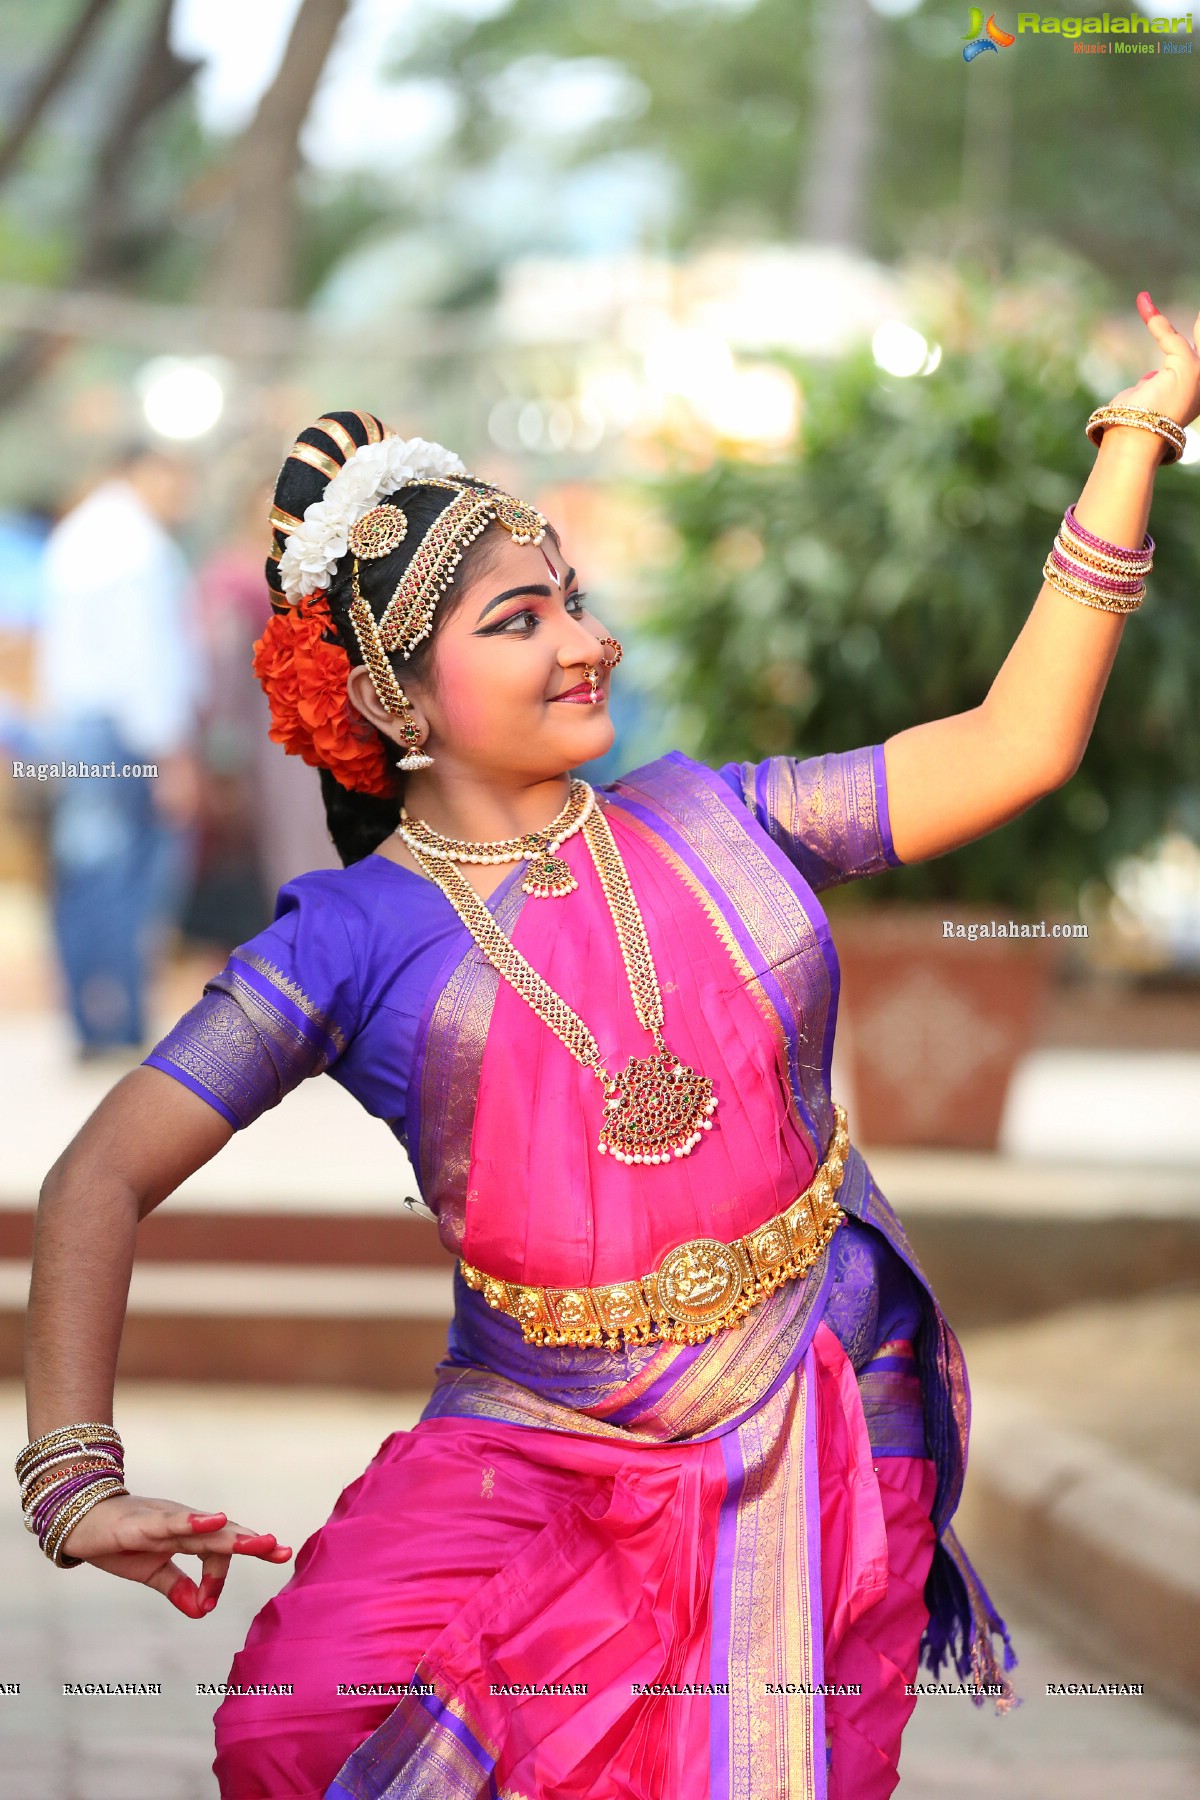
top-left (395, 695), bottom-right (434, 771)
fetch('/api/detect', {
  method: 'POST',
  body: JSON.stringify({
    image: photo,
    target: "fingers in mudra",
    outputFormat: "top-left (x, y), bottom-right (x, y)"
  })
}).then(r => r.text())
top-left (58, 1495), bottom-right (293, 1618)
top-left (1139, 292), bottom-right (1199, 362)
top-left (1107, 292), bottom-right (1200, 429)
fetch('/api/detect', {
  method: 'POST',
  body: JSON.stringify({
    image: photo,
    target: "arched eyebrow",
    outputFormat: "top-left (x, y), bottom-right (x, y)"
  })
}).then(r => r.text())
top-left (474, 566), bottom-right (577, 624)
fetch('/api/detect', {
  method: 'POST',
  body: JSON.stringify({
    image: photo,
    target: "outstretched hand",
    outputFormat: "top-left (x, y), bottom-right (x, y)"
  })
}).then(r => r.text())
top-left (1105, 292), bottom-right (1200, 431)
top-left (57, 1493), bottom-right (293, 1619)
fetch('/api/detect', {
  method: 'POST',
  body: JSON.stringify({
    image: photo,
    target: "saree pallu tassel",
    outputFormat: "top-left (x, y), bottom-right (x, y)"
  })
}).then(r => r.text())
top-left (854, 1159), bottom-right (1020, 1713)
top-left (921, 1530), bottom-right (1020, 1710)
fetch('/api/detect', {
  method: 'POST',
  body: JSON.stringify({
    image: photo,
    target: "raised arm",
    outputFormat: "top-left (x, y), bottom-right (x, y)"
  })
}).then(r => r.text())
top-left (883, 294), bottom-right (1200, 866)
top-left (22, 1067), bottom-right (294, 1616)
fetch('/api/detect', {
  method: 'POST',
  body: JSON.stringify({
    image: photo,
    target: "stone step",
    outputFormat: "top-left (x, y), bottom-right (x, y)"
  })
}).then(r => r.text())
top-left (1, 1199), bottom-right (459, 1386)
top-left (0, 1208), bottom-right (454, 1266)
top-left (6, 1158), bottom-right (1200, 1382)
top-left (958, 1386), bottom-right (1200, 1721)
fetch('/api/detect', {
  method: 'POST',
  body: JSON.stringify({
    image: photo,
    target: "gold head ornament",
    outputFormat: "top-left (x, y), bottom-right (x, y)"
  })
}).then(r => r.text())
top-left (347, 478), bottom-right (548, 721)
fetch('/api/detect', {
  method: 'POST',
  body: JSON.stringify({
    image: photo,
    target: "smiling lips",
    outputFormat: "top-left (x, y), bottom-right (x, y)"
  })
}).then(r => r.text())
top-left (550, 680), bottom-right (603, 703)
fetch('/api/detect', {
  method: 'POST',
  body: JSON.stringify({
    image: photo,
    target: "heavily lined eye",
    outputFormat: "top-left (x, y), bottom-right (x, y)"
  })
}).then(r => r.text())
top-left (486, 591), bottom-right (588, 635)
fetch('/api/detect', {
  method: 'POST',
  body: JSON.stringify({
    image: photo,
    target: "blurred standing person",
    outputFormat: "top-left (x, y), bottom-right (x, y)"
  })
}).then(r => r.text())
top-left (34, 444), bottom-right (206, 1059)
top-left (194, 480), bottom-right (337, 923)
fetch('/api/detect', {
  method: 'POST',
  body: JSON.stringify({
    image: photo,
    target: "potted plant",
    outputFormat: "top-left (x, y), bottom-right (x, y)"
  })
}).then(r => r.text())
top-left (637, 269), bottom-right (1200, 1146)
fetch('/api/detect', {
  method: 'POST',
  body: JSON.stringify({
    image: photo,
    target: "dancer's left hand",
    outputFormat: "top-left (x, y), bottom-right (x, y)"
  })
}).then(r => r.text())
top-left (1104, 293), bottom-right (1200, 433)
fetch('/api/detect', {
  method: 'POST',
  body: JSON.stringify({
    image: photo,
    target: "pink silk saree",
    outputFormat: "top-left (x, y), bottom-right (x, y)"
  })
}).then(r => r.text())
top-left (147, 746), bottom-right (1014, 1797)
top-left (213, 1311), bottom-right (936, 1799)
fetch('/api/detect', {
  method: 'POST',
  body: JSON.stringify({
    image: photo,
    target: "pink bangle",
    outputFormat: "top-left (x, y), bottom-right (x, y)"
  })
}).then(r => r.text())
top-left (1063, 504), bottom-right (1154, 564)
top-left (1049, 544), bottom-right (1147, 597)
top-left (29, 1472), bottom-right (113, 1537)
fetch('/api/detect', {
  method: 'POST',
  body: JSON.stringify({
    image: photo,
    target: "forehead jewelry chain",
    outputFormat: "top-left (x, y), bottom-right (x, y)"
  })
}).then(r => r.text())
top-left (403, 790), bottom-right (717, 1164)
top-left (396, 778), bottom-right (594, 899)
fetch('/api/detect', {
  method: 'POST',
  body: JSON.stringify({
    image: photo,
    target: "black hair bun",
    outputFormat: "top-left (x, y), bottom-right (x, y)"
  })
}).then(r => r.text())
top-left (265, 411), bottom-right (389, 608)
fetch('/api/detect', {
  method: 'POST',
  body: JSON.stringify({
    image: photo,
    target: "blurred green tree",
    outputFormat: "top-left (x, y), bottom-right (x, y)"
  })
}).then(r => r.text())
top-left (401, 0), bottom-right (1200, 294)
top-left (637, 278), bottom-right (1200, 913)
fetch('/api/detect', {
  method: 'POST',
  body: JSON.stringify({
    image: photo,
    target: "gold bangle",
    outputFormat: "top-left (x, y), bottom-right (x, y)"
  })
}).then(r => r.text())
top-left (15, 1422), bottom-right (123, 1479)
top-left (20, 1458), bottom-right (119, 1511)
top-left (1086, 406), bottom-right (1186, 464)
top-left (1055, 525), bottom-right (1153, 578)
top-left (42, 1479), bottom-right (128, 1568)
top-left (40, 1475), bottom-right (125, 1544)
top-left (1043, 557), bottom-right (1143, 613)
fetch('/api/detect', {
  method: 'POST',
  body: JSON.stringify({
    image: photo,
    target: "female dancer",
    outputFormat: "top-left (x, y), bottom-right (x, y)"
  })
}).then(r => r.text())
top-left (20, 293), bottom-right (1199, 1800)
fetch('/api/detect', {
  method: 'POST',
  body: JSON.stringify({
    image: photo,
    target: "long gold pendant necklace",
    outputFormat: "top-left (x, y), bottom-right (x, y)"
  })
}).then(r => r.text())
top-left (398, 786), bottom-right (718, 1165)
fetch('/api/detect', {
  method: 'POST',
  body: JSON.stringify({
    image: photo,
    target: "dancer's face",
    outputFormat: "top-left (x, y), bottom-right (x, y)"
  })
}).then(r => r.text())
top-left (380, 530), bottom-right (617, 782)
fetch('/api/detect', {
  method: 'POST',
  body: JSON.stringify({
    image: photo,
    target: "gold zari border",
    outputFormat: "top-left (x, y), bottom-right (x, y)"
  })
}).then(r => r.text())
top-left (461, 1103), bottom-right (850, 1351)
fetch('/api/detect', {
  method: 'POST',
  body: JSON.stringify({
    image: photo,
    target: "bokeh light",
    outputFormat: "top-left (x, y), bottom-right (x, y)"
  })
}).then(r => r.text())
top-left (872, 321), bottom-right (940, 379)
top-left (136, 358), bottom-right (226, 440)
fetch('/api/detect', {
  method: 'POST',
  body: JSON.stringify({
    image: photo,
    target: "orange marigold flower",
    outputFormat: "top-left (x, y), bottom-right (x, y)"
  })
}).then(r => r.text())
top-left (252, 592), bottom-right (395, 799)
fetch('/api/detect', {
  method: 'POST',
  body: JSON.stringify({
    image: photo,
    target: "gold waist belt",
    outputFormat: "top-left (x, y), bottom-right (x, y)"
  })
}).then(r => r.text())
top-left (460, 1102), bottom-right (850, 1352)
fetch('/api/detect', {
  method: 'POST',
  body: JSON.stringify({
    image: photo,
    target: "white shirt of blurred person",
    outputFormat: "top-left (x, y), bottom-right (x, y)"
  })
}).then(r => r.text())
top-left (33, 447), bottom-right (208, 1054)
top-left (35, 446), bottom-right (207, 824)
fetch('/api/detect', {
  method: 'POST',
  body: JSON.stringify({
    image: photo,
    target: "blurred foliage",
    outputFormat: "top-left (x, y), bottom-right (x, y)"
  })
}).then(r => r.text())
top-left (293, 175), bottom-right (398, 307)
top-left (0, 213), bottom-right (72, 287)
top-left (878, 4), bottom-right (1200, 286)
top-left (403, 0), bottom-right (1200, 294)
top-left (638, 273), bottom-right (1200, 913)
top-left (3, 0), bottom-right (1197, 324)
top-left (402, 0), bottom-right (820, 244)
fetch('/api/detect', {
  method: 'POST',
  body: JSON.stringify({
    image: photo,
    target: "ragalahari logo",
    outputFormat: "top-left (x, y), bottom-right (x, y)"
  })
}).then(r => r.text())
top-left (962, 10), bottom-right (1017, 59)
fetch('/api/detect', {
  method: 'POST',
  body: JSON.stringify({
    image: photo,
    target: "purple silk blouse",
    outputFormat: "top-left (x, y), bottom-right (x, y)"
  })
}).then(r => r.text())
top-left (144, 744), bottom-right (926, 1457)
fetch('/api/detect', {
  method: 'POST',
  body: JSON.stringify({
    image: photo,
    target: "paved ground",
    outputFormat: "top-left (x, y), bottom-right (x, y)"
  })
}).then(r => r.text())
top-left (0, 1382), bottom-right (425, 1799)
top-left (3, 1379), bottom-right (1199, 1799)
top-left (961, 1286), bottom-right (1200, 1497)
top-left (895, 1605), bottom-right (1200, 1800)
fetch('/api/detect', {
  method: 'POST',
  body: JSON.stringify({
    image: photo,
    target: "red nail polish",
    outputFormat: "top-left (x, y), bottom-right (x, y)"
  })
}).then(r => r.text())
top-left (1136, 291), bottom-right (1158, 319)
top-left (233, 1532), bottom-right (277, 1552)
top-left (189, 1511), bottom-right (227, 1532)
top-left (169, 1575), bottom-right (203, 1619)
top-left (198, 1575), bottom-right (225, 1613)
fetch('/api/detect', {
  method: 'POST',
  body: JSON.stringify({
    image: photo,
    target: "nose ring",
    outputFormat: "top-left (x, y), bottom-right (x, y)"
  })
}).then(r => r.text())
top-left (585, 666), bottom-right (600, 701)
top-left (599, 635), bottom-right (623, 668)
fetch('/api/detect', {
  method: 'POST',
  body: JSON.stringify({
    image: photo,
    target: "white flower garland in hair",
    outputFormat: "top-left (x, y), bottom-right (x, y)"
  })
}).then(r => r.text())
top-left (278, 434), bottom-right (468, 603)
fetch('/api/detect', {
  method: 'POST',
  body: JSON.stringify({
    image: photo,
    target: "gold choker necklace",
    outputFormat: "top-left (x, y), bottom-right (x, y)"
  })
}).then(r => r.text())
top-left (396, 778), bottom-right (593, 899)
top-left (403, 788), bottom-right (718, 1165)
